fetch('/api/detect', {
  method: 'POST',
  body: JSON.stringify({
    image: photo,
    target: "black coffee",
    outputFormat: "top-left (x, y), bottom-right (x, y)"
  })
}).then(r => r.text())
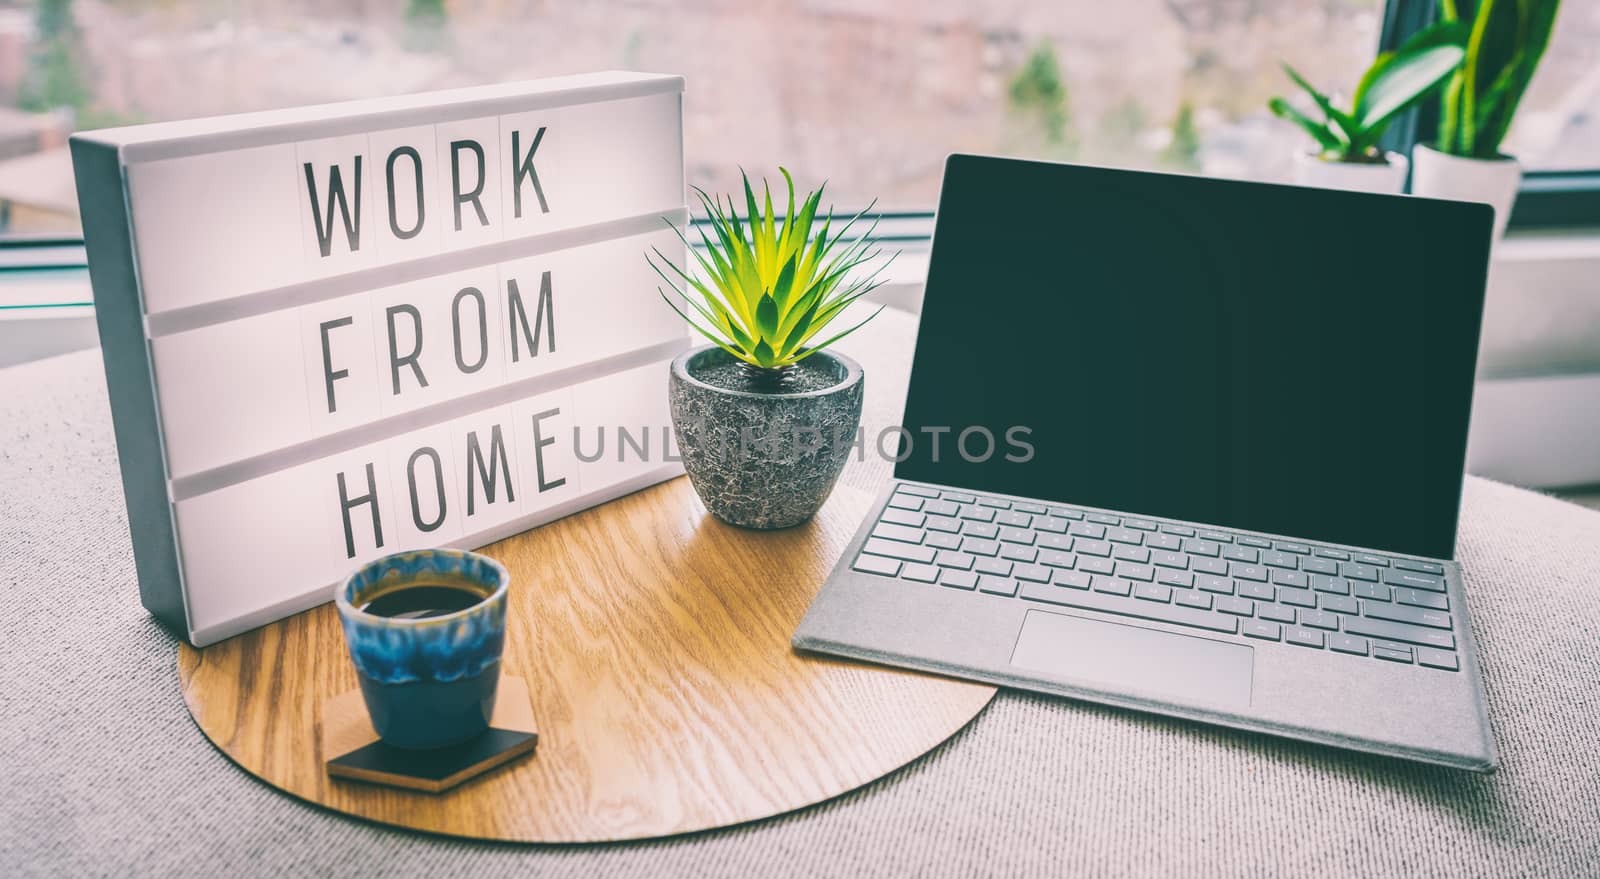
top-left (360, 581), bottom-right (486, 620)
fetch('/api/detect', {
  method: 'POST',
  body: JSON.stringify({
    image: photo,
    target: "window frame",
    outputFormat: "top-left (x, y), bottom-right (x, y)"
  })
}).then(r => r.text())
top-left (1381, 0), bottom-right (1600, 230)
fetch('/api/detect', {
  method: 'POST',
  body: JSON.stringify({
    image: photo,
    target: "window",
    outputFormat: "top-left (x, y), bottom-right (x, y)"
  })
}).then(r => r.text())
top-left (0, 0), bottom-right (1588, 237)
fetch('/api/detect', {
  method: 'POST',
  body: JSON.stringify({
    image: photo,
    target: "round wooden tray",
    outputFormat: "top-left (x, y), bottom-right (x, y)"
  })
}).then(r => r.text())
top-left (178, 477), bottom-right (997, 842)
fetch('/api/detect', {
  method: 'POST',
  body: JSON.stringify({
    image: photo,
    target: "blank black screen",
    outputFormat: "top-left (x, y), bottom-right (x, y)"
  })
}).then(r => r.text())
top-left (897, 155), bottom-right (1492, 560)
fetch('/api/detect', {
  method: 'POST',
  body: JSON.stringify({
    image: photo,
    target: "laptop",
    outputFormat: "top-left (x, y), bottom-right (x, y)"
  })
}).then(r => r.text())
top-left (794, 154), bottom-right (1498, 771)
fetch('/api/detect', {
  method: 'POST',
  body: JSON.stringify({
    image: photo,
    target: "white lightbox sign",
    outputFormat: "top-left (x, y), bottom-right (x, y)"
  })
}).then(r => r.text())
top-left (72, 71), bottom-right (689, 645)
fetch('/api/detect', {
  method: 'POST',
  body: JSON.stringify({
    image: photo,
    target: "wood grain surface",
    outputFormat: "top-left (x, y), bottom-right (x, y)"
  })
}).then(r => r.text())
top-left (177, 476), bottom-right (997, 842)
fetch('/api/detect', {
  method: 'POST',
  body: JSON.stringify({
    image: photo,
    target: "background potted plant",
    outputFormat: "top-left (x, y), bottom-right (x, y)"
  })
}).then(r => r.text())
top-left (1270, 21), bottom-right (1466, 193)
top-left (651, 169), bottom-right (890, 529)
top-left (1413, 0), bottom-right (1562, 243)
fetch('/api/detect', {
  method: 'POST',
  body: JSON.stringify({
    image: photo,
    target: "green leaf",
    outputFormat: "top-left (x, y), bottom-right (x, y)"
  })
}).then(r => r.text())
top-left (755, 292), bottom-right (780, 339)
top-left (770, 251), bottom-right (799, 310)
top-left (751, 338), bottom-right (777, 368)
top-left (1282, 64), bottom-right (1356, 147)
top-left (1268, 97), bottom-right (1340, 151)
top-left (1354, 42), bottom-right (1465, 134)
top-left (790, 306), bottom-right (885, 363)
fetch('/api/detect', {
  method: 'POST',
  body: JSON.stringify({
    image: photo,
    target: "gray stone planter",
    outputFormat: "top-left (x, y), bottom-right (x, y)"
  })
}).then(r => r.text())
top-left (669, 345), bottom-right (864, 529)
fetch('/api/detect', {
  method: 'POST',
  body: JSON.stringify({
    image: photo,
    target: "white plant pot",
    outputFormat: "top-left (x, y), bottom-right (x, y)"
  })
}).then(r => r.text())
top-left (1291, 150), bottom-right (1409, 194)
top-left (1410, 143), bottom-right (1522, 244)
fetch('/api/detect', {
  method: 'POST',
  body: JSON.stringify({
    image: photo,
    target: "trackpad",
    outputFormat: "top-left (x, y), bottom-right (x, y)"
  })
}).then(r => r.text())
top-left (1010, 610), bottom-right (1253, 709)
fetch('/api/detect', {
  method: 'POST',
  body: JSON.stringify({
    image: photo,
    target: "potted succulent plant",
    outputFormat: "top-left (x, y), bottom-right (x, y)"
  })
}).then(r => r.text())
top-left (1270, 21), bottom-right (1466, 193)
top-left (650, 169), bottom-right (891, 529)
top-left (1413, 0), bottom-right (1562, 243)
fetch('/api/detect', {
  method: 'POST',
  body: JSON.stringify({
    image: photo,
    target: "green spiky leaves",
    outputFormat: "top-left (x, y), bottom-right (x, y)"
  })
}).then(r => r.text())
top-left (649, 168), bottom-right (892, 370)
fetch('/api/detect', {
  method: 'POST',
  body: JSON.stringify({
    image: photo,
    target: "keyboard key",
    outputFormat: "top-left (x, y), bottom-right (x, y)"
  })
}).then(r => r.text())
top-left (960, 506), bottom-right (996, 522)
top-left (1259, 604), bottom-right (1296, 624)
top-left (1364, 602), bottom-right (1452, 630)
top-left (1238, 581), bottom-right (1275, 602)
top-left (1055, 569), bottom-right (1092, 589)
top-left (1039, 549), bottom-right (1076, 569)
top-left (1373, 646), bottom-right (1412, 663)
top-left (962, 537), bottom-right (1000, 557)
top-left (1069, 522), bottom-right (1107, 539)
top-left (1048, 506), bottom-right (1084, 520)
top-left (978, 497), bottom-right (1012, 510)
top-left (1198, 530), bottom-right (1233, 543)
top-left (1175, 591), bottom-right (1212, 609)
top-left (1018, 582), bottom-right (1238, 634)
top-left (1231, 563), bottom-right (1268, 582)
top-left (1000, 544), bottom-right (1039, 563)
top-left (1215, 596), bottom-right (1254, 616)
top-left (1188, 558), bottom-right (1225, 577)
top-left (1340, 562), bottom-right (1380, 582)
top-left (902, 563), bottom-right (940, 583)
top-left (1148, 533), bottom-right (1184, 552)
top-left (1077, 539), bottom-right (1112, 558)
top-left (1015, 502), bottom-right (1047, 515)
top-left (1116, 562), bottom-right (1155, 582)
top-left (872, 522), bottom-right (926, 544)
top-left (936, 550), bottom-right (975, 570)
top-left (1262, 550), bottom-right (1298, 569)
top-left (1222, 545), bottom-right (1258, 564)
top-left (887, 494), bottom-right (924, 511)
top-left (943, 491), bottom-right (976, 504)
top-left (1184, 539), bottom-right (1221, 557)
top-left (1035, 517), bottom-right (1071, 534)
top-left (925, 500), bottom-right (961, 517)
top-left (999, 527), bottom-right (1036, 545)
top-left (1241, 619), bottom-right (1281, 640)
top-left (1301, 557), bottom-right (1339, 575)
top-left (1271, 569), bottom-right (1309, 590)
top-left (1107, 527), bottom-right (1144, 545)
top-left (1319, 593), bottom-right (1359, 615)
top-left (1015, 564), bottom-right (1054, 584)
top-left (1125, 518), bottom-right (1158, 531)
top-left (1353, 581), bottom-right (1392, 602)
top-left (1151, 550), bottom-right (1188, 569)
top-left (1112, 545), bottom-right (1151, 563)
top-left (1394, 587), bottom-right (1448, 611)
top-left (1038, 534), bottom-right (1073, 550)
top-left (978, 575), bottom-right (1017, 596)
top-left (963, 522), bottom-right (1000, 539)
top-left (852, 554), bottom-right (900, 577)
top-left (1157, 570), bottom-right (1195, 589)
top-left (1301, 610), bottom-right (1340, 631)
top-left (1080, 557), bottom-right (1117, 576)
top-left (1237, 536), bottom-right (1271, 548)
top-left (927, 532), bottom-right (964, 550)
top-left (1343, 617), bottom-right (1455, 650)
top-left (1352, 553), bottom-right (1389, 567)
top-left (1329, 634), bottom-right (1369, 656)
top-left (975, 558), bottom-right (1013, 577)
top-left (941, 569), bottom-right (978, 590)
top-left (1394, 559), bottom-right (1445, 575)
top-left (1134, 582), bottom-right (1172, 603)
top-left (1276, 542), bottom-right (1311, 555)
top-left (1093, 577), bottom-right (1133, 597)
top-left (1310, 575), bottom-right (1350, 595)
top-left (1160, 523), bottom-right (1196, 536)
top-left (926, 516), bottom-right (962, 533)
top-left (898, 484), bottom-right (940, 498)
top-left (1285, 626), bottom-right (1325, 649)
top-left (1416, 648), bottom-right (1460, 671)
top-left (1087, 513), bottom-right (1121, 525)
top-left (1197, 575), bottom-right (1233, 594)
top-left (863, 538), bottom-right (936, 564)
top-left (996, 511), bottom-right (1033, 528)
top-left (1313, 547), bottom-right (1348, 559)
top-left (1280, 590), bottom-right (1316, 609)
top-left (1383, 569), bottom-right (1446, 592)
top-left (881, 507), bottom-right (926, 527)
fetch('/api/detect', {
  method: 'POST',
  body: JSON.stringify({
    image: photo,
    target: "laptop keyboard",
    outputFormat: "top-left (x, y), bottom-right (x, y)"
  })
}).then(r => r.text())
top-left (850, 483), bottom-right (1461, 672)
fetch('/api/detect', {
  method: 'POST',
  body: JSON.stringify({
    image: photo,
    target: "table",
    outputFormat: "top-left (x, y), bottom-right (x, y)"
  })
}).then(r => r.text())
top-left (5, 308), bottom-right (1600, 875)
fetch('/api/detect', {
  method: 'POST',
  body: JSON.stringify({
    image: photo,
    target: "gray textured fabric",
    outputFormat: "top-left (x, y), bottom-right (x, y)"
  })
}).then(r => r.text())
top-left (4, 310), bottom-right (1600, 877)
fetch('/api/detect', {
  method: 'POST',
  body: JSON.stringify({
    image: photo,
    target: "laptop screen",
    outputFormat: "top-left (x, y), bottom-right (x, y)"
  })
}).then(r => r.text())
top-left (895, 155), bottom-right (1492, 560)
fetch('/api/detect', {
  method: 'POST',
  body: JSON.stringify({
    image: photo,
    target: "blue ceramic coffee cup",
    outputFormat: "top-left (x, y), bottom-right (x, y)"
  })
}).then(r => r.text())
top-left (335, 549), bottom-right (509, 750)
